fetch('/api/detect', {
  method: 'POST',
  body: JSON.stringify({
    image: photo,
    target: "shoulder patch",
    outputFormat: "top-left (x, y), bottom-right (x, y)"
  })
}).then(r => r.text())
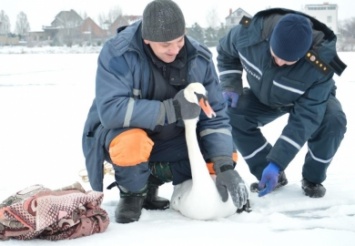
top-left (197, 44), bottom-right (212, 61)
top-left (239, 16), bottom-right (252, 27)
top-left (305, 51), bottom-right (332, 75)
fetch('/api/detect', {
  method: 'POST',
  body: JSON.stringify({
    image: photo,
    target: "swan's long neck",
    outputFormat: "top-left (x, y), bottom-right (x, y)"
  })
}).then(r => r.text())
top-left (184, 118), bottom-right (211, 184)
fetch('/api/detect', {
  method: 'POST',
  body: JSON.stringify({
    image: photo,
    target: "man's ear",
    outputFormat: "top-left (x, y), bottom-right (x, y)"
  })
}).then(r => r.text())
top-left (143, 39), bottom-right (149, 45)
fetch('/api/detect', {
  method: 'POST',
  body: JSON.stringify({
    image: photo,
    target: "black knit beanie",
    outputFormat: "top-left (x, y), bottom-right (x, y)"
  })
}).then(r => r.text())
top-left (142, 0), bottom-right (185, 42)
top-left (270, 14), bottom-right (313, 61)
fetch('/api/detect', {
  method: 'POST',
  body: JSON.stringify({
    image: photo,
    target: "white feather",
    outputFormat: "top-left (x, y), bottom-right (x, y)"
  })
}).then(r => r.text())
top-left (170, 83), bottom-right (236, 220)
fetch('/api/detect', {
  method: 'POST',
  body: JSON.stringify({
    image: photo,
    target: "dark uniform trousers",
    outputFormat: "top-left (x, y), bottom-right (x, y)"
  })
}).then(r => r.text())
top-left (227, 88), bottom-right (347, 183)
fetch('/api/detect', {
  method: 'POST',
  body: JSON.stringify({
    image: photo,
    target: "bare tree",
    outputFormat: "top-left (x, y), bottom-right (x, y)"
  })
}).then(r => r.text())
top-left (15, 11), bottom-right (30, 40)
top-left (206, 8), bottom-right (220, 29)
top-left (98, 6), bottom-right (122, 29)
top-left (0, 10), bottom-right (11, 35)
top-left (339, 17), bottom-right (355, 51)
top-left (187, 22), bottom-right (205, 44)
top-left (80, 11), bottom-right (88, 20)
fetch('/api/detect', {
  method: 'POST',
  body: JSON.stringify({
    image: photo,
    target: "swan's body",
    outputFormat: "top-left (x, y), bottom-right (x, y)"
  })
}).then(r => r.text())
top-left (170, 83), bottom-right (237, 220)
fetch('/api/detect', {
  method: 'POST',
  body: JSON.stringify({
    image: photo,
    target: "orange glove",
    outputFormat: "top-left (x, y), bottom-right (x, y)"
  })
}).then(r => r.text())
top-left (109, 129), bottom-right (154, 166)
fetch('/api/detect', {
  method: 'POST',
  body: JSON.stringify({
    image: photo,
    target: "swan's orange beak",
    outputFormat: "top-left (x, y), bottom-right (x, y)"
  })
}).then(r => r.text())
top-left (195, 92), bottom-right (216, 118)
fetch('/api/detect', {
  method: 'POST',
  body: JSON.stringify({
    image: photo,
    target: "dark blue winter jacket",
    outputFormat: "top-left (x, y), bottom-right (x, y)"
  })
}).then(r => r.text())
top-left (83, 20), bottom-right (234, 191)
top-left (217, 8), bottom-right (346, 170)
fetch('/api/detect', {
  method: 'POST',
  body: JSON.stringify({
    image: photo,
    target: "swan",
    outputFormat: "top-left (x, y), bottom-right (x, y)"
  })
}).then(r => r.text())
top-left (170, 82), bottom-right (237, 220)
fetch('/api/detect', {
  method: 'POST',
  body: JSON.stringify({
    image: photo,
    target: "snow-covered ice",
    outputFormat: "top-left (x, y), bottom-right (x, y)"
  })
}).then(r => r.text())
top-left (0, 46), bottom-right (354, 245)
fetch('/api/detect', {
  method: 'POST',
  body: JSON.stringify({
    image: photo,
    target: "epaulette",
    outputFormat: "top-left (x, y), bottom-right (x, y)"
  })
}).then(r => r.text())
top-left (329, 54), bottom-right (347, 76)
top-left (305, 51), bottom-right (331, 75)
top-left (305, 51), bottom-right (347, 76)
top-left (239, 16), bottom-right (252, 27)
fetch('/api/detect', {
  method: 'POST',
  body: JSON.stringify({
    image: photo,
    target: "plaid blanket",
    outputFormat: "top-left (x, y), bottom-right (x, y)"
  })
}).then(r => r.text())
top-left (0, 182), bottom-right (109, 240)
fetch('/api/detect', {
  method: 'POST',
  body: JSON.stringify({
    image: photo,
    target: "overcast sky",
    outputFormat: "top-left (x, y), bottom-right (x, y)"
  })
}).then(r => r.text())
top-left (2, 0), bottom-right (355, 31)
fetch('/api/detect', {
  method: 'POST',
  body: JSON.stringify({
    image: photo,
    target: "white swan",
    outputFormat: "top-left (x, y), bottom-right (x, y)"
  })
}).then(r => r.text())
top-left (170, 82), bottom-right (237, 220)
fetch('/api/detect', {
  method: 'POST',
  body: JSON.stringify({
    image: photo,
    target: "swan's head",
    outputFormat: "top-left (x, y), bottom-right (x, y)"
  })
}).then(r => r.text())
top-left (184, 83), bottom-right (216, 118)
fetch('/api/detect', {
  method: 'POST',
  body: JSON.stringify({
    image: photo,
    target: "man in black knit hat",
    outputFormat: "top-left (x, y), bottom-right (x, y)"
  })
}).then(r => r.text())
top-left (82, 0), bottom-right (249, 223)
top-left (217, 9), bottom-right (347, 198)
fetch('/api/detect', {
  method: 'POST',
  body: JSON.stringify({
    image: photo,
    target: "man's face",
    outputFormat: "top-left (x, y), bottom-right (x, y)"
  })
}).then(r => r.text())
top-left (270, 47), bottom-right (298, 67)
top-left (144, 36), bottom-right (185, 63)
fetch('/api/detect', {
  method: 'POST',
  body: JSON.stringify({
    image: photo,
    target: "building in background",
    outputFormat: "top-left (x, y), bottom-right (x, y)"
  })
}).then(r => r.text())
top-left (25, 9), bottom-right (141, 47)
top-left (108, 15), bottom-right (141, 37)
top-left (225, 8), bottom-right (252, 29)
top-left (4, 3), bottom-right (345, 48)
top-left (303, 2), bottom-right (338, 34)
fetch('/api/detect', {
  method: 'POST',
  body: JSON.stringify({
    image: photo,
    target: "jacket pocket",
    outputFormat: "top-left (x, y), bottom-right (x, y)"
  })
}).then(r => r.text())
top-left (270, 77), bottom-right (307, 105)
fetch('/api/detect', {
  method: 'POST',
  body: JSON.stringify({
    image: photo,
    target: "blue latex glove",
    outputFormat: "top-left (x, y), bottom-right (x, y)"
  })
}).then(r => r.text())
top-left (222, 91), bottom-right (239, 108)
top-left (258, 162), bottom-right (280, 197)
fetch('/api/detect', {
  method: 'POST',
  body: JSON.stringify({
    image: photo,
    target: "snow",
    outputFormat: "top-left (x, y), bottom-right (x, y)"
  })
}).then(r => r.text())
top-left (0, 46), bottom-right (354, 245)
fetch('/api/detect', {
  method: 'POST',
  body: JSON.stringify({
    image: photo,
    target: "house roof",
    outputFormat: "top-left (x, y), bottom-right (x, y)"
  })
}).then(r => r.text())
top-left (51, 9), bottom-right (83, 27)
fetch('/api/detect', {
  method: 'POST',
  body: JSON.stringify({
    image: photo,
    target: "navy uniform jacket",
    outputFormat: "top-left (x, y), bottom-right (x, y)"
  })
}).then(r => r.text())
top-left (83, 20), bottom-right (234, 191)
top-left (217, 8), bottom-right (346, 170)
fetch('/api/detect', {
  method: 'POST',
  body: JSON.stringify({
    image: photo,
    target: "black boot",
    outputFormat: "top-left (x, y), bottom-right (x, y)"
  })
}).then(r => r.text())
top-left (115, 186), bottom-right (147, 224)
top-left (250, 171), bottom-right (288, 193)
top-left (142, 162), bottom-right (172, 210)
top-left (302, 179), bottom-right (326, 198)
top-left (143, 175), bottom-right (170, 210)
top-left (111, 161), bottom-right (172, 223)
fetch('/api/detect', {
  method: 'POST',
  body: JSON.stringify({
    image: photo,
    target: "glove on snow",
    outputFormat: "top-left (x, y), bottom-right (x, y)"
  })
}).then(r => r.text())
top-left (213, 156), bottom-right (249, 209)
top-left (258, 162), bottom-right (280, 197)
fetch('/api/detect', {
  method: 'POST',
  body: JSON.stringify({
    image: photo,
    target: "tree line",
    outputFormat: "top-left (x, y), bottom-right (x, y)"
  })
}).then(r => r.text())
top-left (1, 8), bottom-right (355, 50)
top-left (0, 10), bottom-right (30, 40)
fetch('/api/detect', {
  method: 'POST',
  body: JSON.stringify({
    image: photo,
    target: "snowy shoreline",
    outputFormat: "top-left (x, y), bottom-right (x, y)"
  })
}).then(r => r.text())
top-left (0, 45), bottom-right (103, 54)
top-left (2, 45), bottom-right (354, 55)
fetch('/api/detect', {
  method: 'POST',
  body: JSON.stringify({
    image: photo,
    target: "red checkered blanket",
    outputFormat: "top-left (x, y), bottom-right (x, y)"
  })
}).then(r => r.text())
top-left (0, 182), bottom-right (109, 240)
